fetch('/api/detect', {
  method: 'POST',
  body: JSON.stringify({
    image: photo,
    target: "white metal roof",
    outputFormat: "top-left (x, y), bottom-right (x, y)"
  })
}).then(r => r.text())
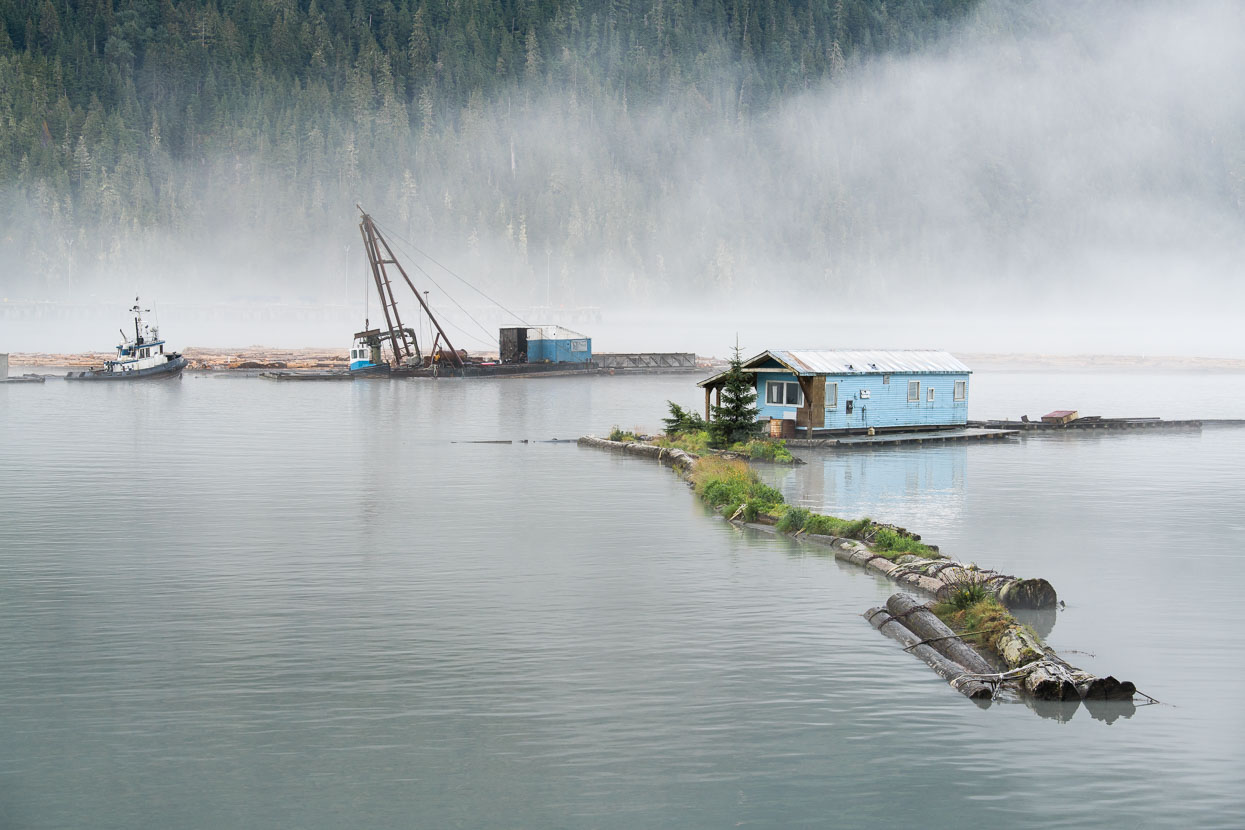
top-left (768, 349), bottom-right (970, 375)
top-left (699, 349), bottom-right (970, 386)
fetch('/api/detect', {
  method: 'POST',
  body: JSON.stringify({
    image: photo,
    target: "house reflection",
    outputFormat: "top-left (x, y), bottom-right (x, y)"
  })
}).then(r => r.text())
top-left (767, 445), bottom-right (970, 546)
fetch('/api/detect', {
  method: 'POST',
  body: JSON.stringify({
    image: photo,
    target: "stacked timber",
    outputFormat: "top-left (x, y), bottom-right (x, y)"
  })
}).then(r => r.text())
top-left (869, 593), bottom-right (1137, 703)
top-left (576, 436), bottom-right (698, 473)
top-left (823, 537), bottom-right (1057, 610)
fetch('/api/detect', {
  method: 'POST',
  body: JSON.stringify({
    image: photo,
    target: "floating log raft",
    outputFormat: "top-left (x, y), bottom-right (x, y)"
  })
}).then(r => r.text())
top-left (868, 593), bottom-right (1138, 704)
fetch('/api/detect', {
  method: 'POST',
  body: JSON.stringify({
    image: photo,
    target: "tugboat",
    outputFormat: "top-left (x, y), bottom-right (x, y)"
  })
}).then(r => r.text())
top-left (66, 299), bottom-right (187, 381)
top-left (348, 329), bottom-right (391, 375)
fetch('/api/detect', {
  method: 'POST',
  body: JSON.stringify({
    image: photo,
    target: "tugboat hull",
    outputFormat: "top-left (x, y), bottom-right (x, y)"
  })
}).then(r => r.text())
top-left (66, 356), bottom-right (187, 381)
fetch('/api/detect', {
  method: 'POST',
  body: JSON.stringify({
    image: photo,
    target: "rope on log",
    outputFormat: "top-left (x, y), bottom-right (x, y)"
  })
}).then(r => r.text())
top-left (875, 594), bottom-right (1140, 704)
top-left (865, 607), bottom-right (994, 700)
top-left (885, 593), bottom-right (996, 676)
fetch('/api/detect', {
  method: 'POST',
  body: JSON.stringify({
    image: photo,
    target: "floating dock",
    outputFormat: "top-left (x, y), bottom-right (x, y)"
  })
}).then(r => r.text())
top-left (0, 353), bottom-right (45, 383)
top-left (593, 353), bottom-right (702, 373)
top-left (786, 427), bottom-right (1019, 449)
top-left (968, 417), bottom-right (1203, 431)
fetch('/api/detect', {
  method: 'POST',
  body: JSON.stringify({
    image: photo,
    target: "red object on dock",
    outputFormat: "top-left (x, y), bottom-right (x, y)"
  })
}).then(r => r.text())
top-left (1041, 410), bottom-right (1079, 424)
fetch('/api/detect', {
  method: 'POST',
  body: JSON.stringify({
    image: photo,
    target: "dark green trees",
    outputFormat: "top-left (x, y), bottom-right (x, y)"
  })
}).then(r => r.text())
top-left (709, 344), bottom-right (760, 447)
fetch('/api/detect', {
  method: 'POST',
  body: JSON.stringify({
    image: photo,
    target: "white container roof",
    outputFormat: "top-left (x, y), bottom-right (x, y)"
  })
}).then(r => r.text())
top-left (527, 325), bottom-right (589, 340)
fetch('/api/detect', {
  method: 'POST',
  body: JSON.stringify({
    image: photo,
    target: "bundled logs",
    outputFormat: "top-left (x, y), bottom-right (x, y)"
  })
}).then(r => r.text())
top-left (995, 625), bottom-right (1136, 701)
top-left (865, 605), bottom-right (994, 700)
top-left (868, 593), bottom-right (1137, 703)
top-left (827, 539), bottom-right (1057, 609)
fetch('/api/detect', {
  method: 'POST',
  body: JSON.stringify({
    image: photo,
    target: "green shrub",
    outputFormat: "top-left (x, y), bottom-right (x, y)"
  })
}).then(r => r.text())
top-left (608, 426), bottom-right (637, 442)
top-left (776, 506), bottom-right (811, 533)
top-left (871, 527), bottom-right (940, 559)
top-left (662, 401), bottom-right (708, 436)
top-left (948, 581), bottom-right (991, 610)
top-left (692, 457), bottom-right (786, 518)
top-left (654, 430), bottom-right (712, 454)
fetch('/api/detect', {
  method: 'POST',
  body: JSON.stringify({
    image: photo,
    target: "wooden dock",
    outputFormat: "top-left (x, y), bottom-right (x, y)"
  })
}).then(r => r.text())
top-left (968, 417), bottom-right (1204, 431)
top-left (786, 428), bottom-right (1018, 449)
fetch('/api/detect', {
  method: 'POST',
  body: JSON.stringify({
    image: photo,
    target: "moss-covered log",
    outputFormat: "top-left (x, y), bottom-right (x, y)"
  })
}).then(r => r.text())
top-left (864, 607), bottom-right (994, 700)
top-left (996, 626), bottom-right (1136, 701)
top-left (577, 436), bottom-right (698, 472)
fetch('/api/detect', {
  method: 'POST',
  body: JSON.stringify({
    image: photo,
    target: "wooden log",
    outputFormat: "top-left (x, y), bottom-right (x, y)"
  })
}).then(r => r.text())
top-left (865, 557), bottom-right (897, 576)
top-left (997, 626), bottom-right (1134, 701)
top-left (997, 626), bottom-right (1045, 668)
top-left (1070, 670), bottom-right (1136, 701)
top-left (997, 578), bottom-right (1058, 610)
top-left (885, 593), bottom-right (996, 676)
top-left (864, 607), bottom-right (994, 700)
top-left (1021, 662), bottom-right (1080, 700)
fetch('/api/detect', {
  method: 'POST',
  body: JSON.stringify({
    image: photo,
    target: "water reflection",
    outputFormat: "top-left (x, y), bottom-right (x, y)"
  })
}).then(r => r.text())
top-left (762, 445), bottom-right (969, 542)
top-left (1011, 607), bottom-right (1058, 639)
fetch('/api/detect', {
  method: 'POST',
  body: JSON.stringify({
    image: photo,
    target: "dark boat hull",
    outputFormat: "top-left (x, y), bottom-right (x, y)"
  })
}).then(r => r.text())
top-left (66, 356), bottom-right (187, 381)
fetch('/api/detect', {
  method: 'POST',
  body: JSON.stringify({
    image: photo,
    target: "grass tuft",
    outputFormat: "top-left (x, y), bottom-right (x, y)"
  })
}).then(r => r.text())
top-left (931, 594), bottom-right (1015, 654)
top-left (691, 457), bottom-right (785, 518)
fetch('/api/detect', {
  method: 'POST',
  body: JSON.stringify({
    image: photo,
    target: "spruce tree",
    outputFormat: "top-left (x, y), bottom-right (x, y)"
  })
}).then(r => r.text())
top-left (709, 343), bottom-right (761, 447)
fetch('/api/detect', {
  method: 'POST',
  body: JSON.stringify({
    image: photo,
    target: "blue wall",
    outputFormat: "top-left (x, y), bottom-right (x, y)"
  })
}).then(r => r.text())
top-left (752, 360), bottom-right (970, 430)
top-left (527, 337), bottom-right (593, 363)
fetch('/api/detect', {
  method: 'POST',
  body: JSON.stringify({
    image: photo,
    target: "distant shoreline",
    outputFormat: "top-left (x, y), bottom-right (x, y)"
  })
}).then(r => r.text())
top-left (958, 353), bottom-right (1245, 371)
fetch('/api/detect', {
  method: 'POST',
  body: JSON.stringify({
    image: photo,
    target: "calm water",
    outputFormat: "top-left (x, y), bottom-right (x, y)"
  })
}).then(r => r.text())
top-left (2, 371), bottom-right (1244, 828)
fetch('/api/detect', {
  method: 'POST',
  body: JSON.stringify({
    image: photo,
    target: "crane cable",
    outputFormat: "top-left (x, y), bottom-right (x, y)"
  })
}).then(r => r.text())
top-left (371, 217), bottom-right (533, 328)
top-left (357, 227), bottom-right (494, 352)
top-left (367, 227), bottom-right (503, 350)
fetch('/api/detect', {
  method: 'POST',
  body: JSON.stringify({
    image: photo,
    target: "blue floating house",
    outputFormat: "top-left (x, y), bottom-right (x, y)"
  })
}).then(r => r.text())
top-left (698, 349), bottom-right (971, 436)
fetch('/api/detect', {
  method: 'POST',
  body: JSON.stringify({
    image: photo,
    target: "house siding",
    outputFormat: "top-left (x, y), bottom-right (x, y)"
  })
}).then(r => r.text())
top-left (820, 373), bottom-right (969, 431)
top-left (753, 367), bottom-right (969, 431)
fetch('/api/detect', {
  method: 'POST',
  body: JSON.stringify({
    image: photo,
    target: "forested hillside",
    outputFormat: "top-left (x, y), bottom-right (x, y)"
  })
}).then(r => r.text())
top-left (3, 0), bottom-right (1242, 315)
top-left (0, 0), bottom-right (977, 300)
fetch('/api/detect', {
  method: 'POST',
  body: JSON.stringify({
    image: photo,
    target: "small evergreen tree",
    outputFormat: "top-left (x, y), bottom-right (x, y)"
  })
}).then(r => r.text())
top-left (662, 401), bottom-right (707, 436)
top-left (709, 343), bottom-right (761, 446)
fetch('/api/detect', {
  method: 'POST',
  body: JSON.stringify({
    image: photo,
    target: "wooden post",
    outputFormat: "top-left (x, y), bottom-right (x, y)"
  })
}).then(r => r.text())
top-left (704, 386), bottom-right (712, 421)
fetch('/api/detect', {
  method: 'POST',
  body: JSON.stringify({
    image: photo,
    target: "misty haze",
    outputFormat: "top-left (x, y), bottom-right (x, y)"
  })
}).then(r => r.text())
top-left (3, 0), bottom-right (1243, 355)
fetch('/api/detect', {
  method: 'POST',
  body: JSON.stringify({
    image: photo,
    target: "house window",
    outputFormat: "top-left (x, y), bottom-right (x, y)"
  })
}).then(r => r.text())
top-left (571, 339), bottom-right (588, 352)
top-left (927, 387), bottom-right (935, 402)
top-left (908, 380), bottom-right (920, 402)
top-left (767, 381), bottom-right (803, 407)
top-left (954, 380), bottom-right (967, 401)
top-left (882, 374), bottom-right (890, 384)
top-left (826, 381), bottom-right (838, 409)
